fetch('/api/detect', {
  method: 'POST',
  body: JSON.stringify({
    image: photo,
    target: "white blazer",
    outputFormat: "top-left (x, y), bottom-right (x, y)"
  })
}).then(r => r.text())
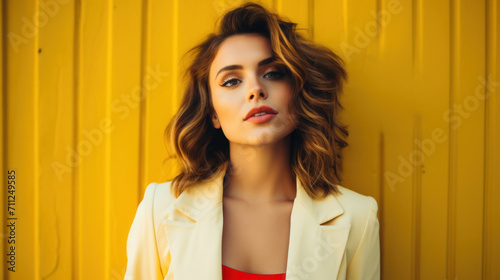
top-left (125, 162), bottom-right (380, 279)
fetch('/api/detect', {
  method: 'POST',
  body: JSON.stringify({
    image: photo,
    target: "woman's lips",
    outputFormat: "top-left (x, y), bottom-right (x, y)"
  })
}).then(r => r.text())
top-left (244, 113), bottom-right (277, 123)
top-left (244, 105), bottom-right (279, 120)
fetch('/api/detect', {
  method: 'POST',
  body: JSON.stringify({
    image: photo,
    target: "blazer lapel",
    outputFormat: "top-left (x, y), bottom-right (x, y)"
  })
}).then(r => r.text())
top-left (162, 162), bottom-right (350, 280)
top-left (285, 176), bottom-right (351, 280)
top-left (161, 162), bottom-right (227, 279)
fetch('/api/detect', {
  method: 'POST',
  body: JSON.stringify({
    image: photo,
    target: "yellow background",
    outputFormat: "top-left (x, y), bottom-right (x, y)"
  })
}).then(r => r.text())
top-left (1, 0), bottom-right (499, 279)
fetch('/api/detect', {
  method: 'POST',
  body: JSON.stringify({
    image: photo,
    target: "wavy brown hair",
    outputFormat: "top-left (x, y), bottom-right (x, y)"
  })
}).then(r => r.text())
top-left (164, 1), bottom-right (349, 199)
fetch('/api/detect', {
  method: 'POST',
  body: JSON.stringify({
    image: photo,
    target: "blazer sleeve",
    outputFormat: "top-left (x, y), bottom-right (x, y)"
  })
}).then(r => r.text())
top-left (346, 196), bottom-right (381, 280)
top-left (125, 182), bottom-right (164, 280)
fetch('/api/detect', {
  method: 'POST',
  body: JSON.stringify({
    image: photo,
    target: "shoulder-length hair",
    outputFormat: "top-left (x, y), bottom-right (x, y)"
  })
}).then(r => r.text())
top-left (164, 1), bottom-right (348, 199)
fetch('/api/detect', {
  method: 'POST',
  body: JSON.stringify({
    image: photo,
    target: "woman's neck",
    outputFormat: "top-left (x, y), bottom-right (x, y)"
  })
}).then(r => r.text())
top-left (223, 135), bottom-right (297, 204)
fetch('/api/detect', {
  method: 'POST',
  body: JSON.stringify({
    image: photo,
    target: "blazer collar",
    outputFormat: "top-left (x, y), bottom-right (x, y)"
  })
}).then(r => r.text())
top-left (162, 161), bottom-right (350, 279)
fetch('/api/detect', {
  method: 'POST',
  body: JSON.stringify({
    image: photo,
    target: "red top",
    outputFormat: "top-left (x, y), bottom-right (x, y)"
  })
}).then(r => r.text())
top-left (222, 264), bottom-right (286, 280)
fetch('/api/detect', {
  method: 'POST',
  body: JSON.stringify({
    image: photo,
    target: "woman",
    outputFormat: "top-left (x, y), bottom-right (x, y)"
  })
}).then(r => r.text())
top-left (125, 2), bottom-right (380, 280)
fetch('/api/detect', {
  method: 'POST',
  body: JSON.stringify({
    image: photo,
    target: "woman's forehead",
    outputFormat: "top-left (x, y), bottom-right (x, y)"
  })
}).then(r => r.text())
top-left (210, 34), bottom-right (272, 73)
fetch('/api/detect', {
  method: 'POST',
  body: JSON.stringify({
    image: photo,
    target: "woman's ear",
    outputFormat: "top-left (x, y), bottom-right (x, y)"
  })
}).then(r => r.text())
top-left (212, 113), bottom-right (221, 129)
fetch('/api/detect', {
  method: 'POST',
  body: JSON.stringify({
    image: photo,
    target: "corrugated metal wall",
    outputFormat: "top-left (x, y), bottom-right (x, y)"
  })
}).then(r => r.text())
top-left (1, 0), bottom-right (499, 279)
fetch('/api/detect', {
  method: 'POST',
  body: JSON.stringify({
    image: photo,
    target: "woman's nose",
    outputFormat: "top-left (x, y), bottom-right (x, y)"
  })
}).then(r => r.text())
top-left (246, 76), bottom-right (267, 101)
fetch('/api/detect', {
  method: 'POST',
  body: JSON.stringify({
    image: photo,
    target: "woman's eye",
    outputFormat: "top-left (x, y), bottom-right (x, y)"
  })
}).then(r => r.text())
top-left (264, 71), bottom-right (285, 79)
top-left (220, 78), bottom-right (241, 87)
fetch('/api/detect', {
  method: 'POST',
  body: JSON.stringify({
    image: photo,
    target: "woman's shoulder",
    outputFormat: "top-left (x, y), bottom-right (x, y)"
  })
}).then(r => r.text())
top-left (151, 180), bottom-right (177, 199)
top-left (334, 184), bottom-right (378, 216)
top-left (139, 180), bottom-right (178, 213)
top-left (329, 184), bottom-right (379, 230)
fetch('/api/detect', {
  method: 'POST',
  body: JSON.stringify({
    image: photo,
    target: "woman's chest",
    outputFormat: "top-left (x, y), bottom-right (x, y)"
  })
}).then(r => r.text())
top-left (221, 198), bottom-right (294, 274)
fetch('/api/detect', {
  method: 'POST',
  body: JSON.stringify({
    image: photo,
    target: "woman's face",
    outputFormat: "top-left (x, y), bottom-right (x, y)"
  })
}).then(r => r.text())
top-left (208, 33), bottom-right (297, 145)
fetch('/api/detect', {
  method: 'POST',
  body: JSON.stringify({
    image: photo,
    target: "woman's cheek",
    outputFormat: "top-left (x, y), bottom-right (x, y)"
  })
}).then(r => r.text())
top-left (214, 98), bottom-right (239, 123)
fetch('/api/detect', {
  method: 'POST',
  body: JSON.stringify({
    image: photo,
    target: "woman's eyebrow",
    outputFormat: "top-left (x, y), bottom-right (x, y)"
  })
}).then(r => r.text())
top-left (215, 56), bottom-right (275, 79)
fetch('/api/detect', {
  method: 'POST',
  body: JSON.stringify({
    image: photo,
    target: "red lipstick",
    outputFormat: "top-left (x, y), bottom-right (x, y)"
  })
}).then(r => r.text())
top-left (243, 105), bottom-right (278, 123)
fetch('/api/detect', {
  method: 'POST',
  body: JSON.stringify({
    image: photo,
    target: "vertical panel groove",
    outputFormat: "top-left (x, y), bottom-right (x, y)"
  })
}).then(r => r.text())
top-left (482, 0), bottom-right (496, 278)
top-left (72, 0), bottom-right (83, 278)
top-left (342, 0), bottom-right (348, 42)
top-left (411, 0), bottom-right (415, 69)
top-left (105, 0), bottom-right (113, 279)
top-left (378, 131), bottom-right (385, 280)
top-left (308, 0), bottom-right (314, 39)
top-left (1, 0), bottom-right (7, 279)
top-left (172, 0), bottom-right (178, 116)
top-left (412, 0), bottom-right (423, 74)
top-left (138, 0), bottom-right (151, 202)
top-left (482, 0), bottom-right (488, 277)
top-left (411, 116), bottom-right (422, 280)
top-left (447, 0), bottom-right (459, 279)
top-left (376, 0), bottom-right (381, 35)
top-left (34, 0), bottom-right (41, 278)
top-left (273, 0), bottom-right (282, 13)
top-left (376, 0), bottom-right (385, 53)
